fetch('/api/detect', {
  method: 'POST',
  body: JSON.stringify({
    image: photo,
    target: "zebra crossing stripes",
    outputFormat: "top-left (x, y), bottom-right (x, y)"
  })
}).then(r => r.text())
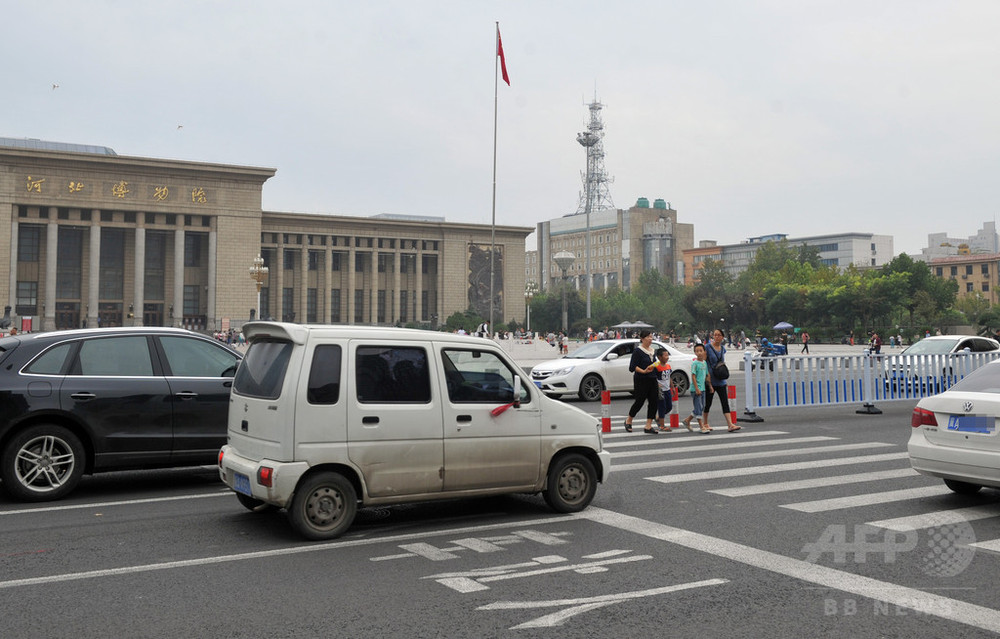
top-left (645, 452), bottom-right (909, 483)
top-left (780, 486), bottom-right (949, 513)
top-left (615, 442), bottom-right (896, 472)
top-left (610, 436), bottom-right (837, 459)
top-left (708, 468), bottom-right (919, 497)
top-left (868, 504), bottom-right (1000, 531)
top-left (602, 430), bottom-right (789, 445)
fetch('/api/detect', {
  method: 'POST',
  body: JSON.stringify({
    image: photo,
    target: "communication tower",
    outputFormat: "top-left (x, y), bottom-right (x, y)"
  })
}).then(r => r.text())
top-left (576, 99), bottom-right (615, 213)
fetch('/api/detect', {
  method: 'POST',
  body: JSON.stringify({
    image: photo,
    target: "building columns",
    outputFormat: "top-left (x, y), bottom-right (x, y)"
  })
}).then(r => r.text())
top-left (44, 218), bottom-right (57, 331)
top-left (133, 226), bottom-right (145, 327)
top-left (173, 228), bottom-right (184, 328)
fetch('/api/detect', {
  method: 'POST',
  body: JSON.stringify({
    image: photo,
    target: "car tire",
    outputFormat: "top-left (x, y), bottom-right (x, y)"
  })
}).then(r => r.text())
top-left (288, 471), bottom-right (358, 540)
top-left (0, 424), bottom-right (85, 502)
top-left (236, 492), bottom-right (274, 513)
top-left (670, 370), bottom-right (690, 397)
top-left (944, 479), bottom-right (982, 495)
top-left (578, 374), bottom-right (604, 401)
top-left (543, 453), bottom-right (597, 513)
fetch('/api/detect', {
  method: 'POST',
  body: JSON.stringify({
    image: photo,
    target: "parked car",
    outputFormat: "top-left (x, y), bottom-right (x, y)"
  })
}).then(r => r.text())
top-left (530, 339), bottom-right (695, 401)
top-left (0, 327), bottom-right (241, 501)
top-left (884, 335), bottom-right (1000, 395)
top-left (218, 323), bottom-right (610, 540)
top-left (909, 358), bottom-right (1000, 494)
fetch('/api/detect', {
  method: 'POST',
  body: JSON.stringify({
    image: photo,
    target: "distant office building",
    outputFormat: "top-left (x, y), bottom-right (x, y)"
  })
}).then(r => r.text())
top-left (929, 253), bottom-right (1000, 304)
top-left (1, 138), bottom-right (531, 332)
top-left (916, 221), bottom-right (1000, 261)
top-left (534, 198), bottom-right (694, 292)
top-left (682, 232), bottom-right (894, 284)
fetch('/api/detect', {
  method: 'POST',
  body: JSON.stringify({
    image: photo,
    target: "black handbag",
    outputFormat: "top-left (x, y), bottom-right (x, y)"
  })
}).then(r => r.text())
top-left (713, 361), bottom-right (730, 380)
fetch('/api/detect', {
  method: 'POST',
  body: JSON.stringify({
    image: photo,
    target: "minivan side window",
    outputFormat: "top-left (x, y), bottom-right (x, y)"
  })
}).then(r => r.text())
top-left (441, 349), bottom-right (530, 404)
top-left (355, 346), bottom-right (430, 403)
top-left (75, 337), bottom-right (153, 376)
top-left (233, 340), bottom-right (293, 399)
top-left (308, 345), bottom-right (342, 405)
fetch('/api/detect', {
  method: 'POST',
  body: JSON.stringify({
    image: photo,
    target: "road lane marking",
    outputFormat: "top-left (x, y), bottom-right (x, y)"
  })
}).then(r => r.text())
top-left (602, 429), bottom-right (788, 441)
top-left (580, 507), bottom-right (1000, 634)
top-left (781, 486), bottom-right (949, 513)
top-left (477, 578), bottom-right (729, 629)
top-left (615, 442), bottom-right (896, 472)
top-left (609, 436), bottom-right (836, 458)
top-left (645, 453), bottom-right (909, 483)
top-left (710, 468), bottom-right (919, 497)
top-left (0, 490), bottom-right (231, 516)
top-left (869, 504), bottom-right (1000, 531)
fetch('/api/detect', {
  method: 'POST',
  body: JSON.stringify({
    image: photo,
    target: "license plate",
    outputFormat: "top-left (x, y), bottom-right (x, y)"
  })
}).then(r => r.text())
top-left (534, 381), bottom-right (542, 388)
top-left (946, 415), bottom-right (995, 434)
top-left (233, 472), bottom-right (253, 496)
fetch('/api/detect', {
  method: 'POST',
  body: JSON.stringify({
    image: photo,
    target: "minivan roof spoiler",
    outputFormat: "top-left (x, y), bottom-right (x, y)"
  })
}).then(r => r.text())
top-left (242, 321), bottom-right (310, 345)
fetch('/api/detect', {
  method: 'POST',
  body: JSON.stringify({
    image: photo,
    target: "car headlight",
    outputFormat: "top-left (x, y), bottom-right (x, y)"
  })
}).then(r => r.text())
top-left (553, 366), bottom-right (575, 376)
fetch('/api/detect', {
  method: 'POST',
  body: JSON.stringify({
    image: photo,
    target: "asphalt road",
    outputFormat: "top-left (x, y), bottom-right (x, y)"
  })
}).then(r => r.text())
top-left (4, 394), bottom-right (1000, 638)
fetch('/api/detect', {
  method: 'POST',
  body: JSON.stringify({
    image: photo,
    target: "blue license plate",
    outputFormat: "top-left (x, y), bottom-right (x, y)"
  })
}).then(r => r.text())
top-left (233, 472), bottom-right (252, 496)
top-left (534, 381), bottom-right (542, 388)
top-left (946, 415), bottom-right (995, 434)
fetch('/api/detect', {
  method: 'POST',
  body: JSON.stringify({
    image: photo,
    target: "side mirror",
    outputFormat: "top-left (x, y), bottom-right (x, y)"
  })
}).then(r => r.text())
top-left (605, 353), bottom-right (620, 361)
top-left (512, 375), bottom-right (522, 408)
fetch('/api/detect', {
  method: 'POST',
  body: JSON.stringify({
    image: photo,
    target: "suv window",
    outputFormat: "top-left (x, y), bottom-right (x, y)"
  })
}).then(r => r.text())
top-left (75, 336), bottom-right (153, 376)
top-left (24, 342), bottom-right (73, 375)
top-left (307, 345), bottom-right (342, 405)
top-left (356, 346), bottom-right (430, 403)
top-left (441, 349), bottom-right (529, 404)
top-left (233, 340), bottom-right (293, 399)
top-left (159, 336), bottom-right (239, 377)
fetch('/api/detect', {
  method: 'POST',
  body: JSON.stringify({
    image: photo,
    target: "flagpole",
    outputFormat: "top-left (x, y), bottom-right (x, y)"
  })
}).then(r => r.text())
top-left (489, 22), bottom-right (499, 339)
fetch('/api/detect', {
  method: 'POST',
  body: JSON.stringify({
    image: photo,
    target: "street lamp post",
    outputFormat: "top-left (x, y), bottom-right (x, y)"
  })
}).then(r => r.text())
top-left (553, 251), bottom-right (576, 334)
top-left (249, 254), bottom-right (269, 321)
top-left (577, 130), bottom-right (598, 320)
top-left (524, 280), bottom-right (538, 334)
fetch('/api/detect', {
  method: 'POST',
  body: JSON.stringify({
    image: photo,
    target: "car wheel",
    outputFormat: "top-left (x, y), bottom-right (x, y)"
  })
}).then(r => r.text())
top-left (670, 371), bottom-right (690, 397)
top-left (944, 479), bottom-right (982, 495)
top-left (0, 424), bottom-right (85, 502)
top-left (543, 453), bottom-right (597, 513)
top-left (236, 492), bottom-right (274, 513)
top-left (578, 374), bottom-right (604, 401)
top-left (289, 472), bottom-right (358, 540)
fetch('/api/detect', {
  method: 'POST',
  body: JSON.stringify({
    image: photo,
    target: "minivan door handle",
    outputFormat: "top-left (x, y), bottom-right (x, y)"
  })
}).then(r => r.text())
top-left (457, 414), bottom-right (472, 423)
top-left (362, 416), bottom-right (380, 425)
top-left (70, 392), bottom-right (96, 401)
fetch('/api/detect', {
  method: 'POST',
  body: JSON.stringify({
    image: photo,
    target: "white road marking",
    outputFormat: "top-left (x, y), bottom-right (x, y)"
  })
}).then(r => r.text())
top-left (0, 491), bottom-right (230, 516)
top-left (602, 429), bottom-right (788, 444)
top-left (710, 468), bottom-right (919, 497)
top-left (580, 507), bottom-right (1000, 634)
top-left (615, 442), bottom-right (896, 472)
top-left (426, 554), bottom-right (653, 592)
top-left (869, 504), bottom-right (1000, 531)
top-left (610, 436), bottom-right (836, 458)
top-left (968, 539), bottom-right (1000, 554)
top-left (646, 452), bottom-right (909, 483)
top-left (477, 578), bottom-right (729, 629)
top-left (781, 486), bottom-right (949, 513)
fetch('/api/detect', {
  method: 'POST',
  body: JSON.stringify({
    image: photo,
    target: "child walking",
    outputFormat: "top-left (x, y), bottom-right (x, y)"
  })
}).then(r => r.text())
top-left (682, 343), bottom-right (711, 433)
top-left (654, 348), bottom-right (674, 432)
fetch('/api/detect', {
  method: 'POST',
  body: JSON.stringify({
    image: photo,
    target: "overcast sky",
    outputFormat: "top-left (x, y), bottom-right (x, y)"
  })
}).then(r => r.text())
top-left (4, 1), bottom-right (999, 255)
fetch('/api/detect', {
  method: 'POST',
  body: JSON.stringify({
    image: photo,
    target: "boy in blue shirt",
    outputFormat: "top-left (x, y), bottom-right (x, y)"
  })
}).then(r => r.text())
top-left (682, 343), bottom-right (711, 433)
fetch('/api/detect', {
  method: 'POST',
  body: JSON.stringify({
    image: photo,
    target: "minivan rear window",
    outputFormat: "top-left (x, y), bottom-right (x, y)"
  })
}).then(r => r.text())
top-left (234, 340), bottom-right (293, 399)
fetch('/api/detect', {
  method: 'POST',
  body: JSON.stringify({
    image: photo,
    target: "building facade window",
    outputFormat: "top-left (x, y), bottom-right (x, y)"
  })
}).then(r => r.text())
top-left (16, 281), bottom-right (37, 316)
top-left (184, 233), bottom-right (203, 267)
top-left (56, 227), bottom-right (83, 299)
top-left (307, 288), bottom-right (318, 323)
top-left (99, 228), bottom-right (125, 300)
top-left (282, 287), bottom-right (295, 321)
top-left (354, 290), bottom-right (365, 322)
top-left (18, 225), bottom-right (41, 262)
top-left (145, 232), bottom-right (167, 300)
top-left (183, 284), bottom-right (200, 316)
top-left (330, 289), bottom-right (341, 323)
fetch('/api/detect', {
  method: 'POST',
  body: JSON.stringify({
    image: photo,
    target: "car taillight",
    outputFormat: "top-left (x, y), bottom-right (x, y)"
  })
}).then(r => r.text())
top-left (218, 449), bottom-right (224, 467)
top-left (257, 466), bottom-right (274, 487)
top-left (911, 407), bottom-right (937, 428)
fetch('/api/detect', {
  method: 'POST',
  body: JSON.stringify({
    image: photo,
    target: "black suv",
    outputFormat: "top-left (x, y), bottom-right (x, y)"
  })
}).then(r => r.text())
top-left (0, 327), bottom-right (241, 501)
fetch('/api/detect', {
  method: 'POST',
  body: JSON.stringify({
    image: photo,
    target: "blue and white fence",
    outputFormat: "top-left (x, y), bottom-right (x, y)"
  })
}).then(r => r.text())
top-left (741, 349), bottom-right (1000, 420)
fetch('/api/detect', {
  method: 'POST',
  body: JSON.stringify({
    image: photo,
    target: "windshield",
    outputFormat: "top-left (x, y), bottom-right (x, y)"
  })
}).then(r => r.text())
top-left (566, 342), bottom-right (615, 359)
top-left (947, 361), bottom-right (1000, 394)
top-left (233, 339), bottom-right (293, 399)
top-left (903, 338), bottom-right (961, 355)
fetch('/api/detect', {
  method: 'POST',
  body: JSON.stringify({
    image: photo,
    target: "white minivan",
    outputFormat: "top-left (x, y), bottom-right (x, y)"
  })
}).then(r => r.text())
top-left (219, 323), bottom-right (611, 540)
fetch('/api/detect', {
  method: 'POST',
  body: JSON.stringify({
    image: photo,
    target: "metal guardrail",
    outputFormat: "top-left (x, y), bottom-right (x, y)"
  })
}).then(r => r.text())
top-left (741, 349), bottom-right (1000, 421)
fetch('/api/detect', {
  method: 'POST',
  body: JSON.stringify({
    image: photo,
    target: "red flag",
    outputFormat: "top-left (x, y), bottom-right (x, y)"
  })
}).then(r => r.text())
top-left (497, 28), bottom-right (510, 86)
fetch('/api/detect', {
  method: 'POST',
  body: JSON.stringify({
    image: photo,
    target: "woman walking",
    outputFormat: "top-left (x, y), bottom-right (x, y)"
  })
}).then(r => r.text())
top-left (624, 330), bottom-right (660, 434)
top-left (704, 328), bottom-right (741, 432)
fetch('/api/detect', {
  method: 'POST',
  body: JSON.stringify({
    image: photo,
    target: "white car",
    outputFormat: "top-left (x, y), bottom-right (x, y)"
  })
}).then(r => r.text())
top-left (530, 339), bottom-right (695, 401)
top-left (909, 359), bottom-right (1000, 494)
top-left (885, 334), bottom-right (1000, 395)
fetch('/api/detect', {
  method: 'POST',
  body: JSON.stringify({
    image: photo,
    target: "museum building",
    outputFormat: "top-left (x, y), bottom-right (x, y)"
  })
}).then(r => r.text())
top-left (1, 138), bottom-right (530, 332)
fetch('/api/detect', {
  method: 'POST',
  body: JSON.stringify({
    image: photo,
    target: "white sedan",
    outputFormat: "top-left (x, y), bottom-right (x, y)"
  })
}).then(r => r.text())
top-left (909, 359), bottom-right (1000, 494)
top-left (530, 339), bottom-right (695, 401)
